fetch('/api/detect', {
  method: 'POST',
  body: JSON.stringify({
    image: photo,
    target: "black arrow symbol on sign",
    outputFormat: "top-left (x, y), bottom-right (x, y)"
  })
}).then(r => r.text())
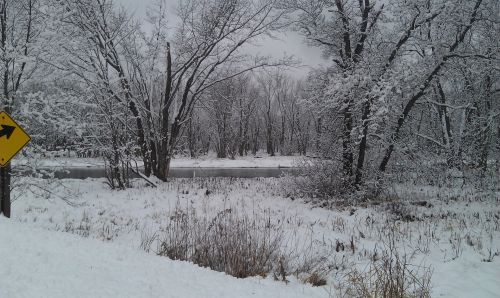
top-left (0, 125), bottom-right (15, 139)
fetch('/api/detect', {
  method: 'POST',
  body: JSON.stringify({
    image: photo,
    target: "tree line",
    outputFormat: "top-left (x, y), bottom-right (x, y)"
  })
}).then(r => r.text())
top-left (0, 0), bottom-right (498, 193)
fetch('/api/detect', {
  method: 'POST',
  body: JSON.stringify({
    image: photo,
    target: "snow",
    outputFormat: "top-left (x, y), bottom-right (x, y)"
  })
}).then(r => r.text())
top-left (0, 218), bottom-right (329, 298)
top-left (5, 177), bottom-right (500, 297)
top-left (432, 253), bottom-right (500, 298)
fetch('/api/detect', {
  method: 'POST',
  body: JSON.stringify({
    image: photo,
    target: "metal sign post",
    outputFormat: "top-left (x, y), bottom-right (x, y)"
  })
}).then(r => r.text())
top-left (0, 111), bottom-right (31, 218)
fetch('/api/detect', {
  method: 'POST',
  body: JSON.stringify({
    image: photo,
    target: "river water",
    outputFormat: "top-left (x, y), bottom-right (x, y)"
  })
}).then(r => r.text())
top-left (22, 167), bottom-right (300, 179)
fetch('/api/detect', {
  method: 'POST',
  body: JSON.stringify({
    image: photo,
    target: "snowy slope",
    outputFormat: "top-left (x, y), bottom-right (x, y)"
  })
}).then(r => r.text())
top-left (0, 218), bottom-right (329, 298)
top-left (6, 177), bottom-right (500, 297)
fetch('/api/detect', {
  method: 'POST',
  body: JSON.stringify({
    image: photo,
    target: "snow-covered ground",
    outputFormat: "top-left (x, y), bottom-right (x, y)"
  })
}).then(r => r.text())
top-left (4, 177), bottom-right (500, 297)
top-left (12, 154), bottom-right (299, 168)
top-left (0, 218), bottom-right (328, 298)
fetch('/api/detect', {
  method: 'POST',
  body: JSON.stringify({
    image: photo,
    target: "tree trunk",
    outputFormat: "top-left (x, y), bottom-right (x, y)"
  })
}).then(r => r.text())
top-left (156, 119), bottom-right (181, 181)
top-left (479, 75), bottom-right (493, 176)
top-left (435, 80), bottom-right (455, 167)
top-left (342, 102), bottom-right (354, 178)
top-left (238, 114), bottom-right (244, 156)
top-left (156, 147), bottom-right (169, 182)
top-left (280, 115), bottom-right (285, 154)
top-left (111, 130), bottom-right (124, 189)
top-left (266, 125), bottom-right (274, 156)
top-left (149, 140), bottom-right (158, 177)
top-left (354, 99), bottom-right (371, 187)
top-left (188, 113), bottom-right (198, 158)
top-left (252, 126), bottom-right (259, 155)
top-left (316, 117), bottom-right (322, 152)
top-left (266, 108), bottom-right (274, 156)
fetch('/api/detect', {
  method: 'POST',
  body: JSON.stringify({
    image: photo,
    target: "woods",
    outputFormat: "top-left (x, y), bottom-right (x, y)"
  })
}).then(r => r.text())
top-left (0, 1), bottom-right (499, 296)
top-left (287, 0), bottom-right (499, 197)
top-left (0, 0), bottom-right (498, 192)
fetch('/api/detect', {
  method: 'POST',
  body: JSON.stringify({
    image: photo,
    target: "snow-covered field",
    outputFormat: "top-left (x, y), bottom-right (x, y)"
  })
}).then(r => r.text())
top-left (3, 177), bottom-right (500, 297)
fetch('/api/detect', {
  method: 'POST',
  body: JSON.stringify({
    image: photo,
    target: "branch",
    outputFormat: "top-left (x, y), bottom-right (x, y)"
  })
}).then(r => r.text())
top-left (415, 133), bottom-right (446, 148)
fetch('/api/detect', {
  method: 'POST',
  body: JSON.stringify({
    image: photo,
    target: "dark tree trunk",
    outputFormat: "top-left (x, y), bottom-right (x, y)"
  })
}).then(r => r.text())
top-left (316, 117), bottom-right (322, 152)
top-left (216, 113), bottom-right (228, 158)
top-left (355, 99), bottom-right (371, 187)
top-left (238, 104), bottom-right (244, 156)
top-left (252, 126), bottom-right (259, 155)
top-left (479, 75), bottom-right (492, 176)
top-left (154, 43), bottom-right (173, 181)
top-left (433, 80), bottom-right (457, 168)
top-left (111, 130), bottom-right (124, 189)
top-left (342, 102), bottom-right (354, 178)
top-left (266, 106), bottom-right (274, 156)
top-left (280, 115), bottom-right (285, 154)
top-left (188, 114), bottom-right (197, 158)
top-left (149, 140), bottom-right (158, 177)
top-left (266, 126), bottom-right (274, 156)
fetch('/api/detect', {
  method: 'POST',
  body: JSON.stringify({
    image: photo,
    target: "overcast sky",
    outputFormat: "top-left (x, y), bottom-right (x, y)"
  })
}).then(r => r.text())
top-left (115, 0), bottom-right (327, 77)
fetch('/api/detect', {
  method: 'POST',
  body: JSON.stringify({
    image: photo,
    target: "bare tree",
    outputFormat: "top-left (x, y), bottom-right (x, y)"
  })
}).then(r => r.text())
top-left (378, 0), bottom-right (491, 173)
top-left (289, 0), bottom-right (497, 194)
top-left (282, 0), bottom-right (384, 184)
top-left (63, 0), bottom-right (289, 181)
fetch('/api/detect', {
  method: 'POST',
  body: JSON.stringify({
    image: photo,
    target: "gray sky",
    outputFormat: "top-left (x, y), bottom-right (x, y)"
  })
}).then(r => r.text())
top-left (115, 0), bottom-right (327, 77)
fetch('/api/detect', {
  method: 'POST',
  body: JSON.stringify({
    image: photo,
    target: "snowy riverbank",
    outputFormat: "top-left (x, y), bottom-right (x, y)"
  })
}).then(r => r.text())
top-left (4, 177), bottom-right (499, 297)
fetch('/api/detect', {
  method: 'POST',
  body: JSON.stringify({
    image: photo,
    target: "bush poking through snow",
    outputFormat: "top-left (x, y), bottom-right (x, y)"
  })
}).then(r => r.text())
top-left (305, 273), bottom-right (327, 287)
top-left (292, 159), bottom-right (384, 206)
top-left (140, 229), bottom-right (158, 253)
top-left (156, 207), bottom-right (285, 279)
top-left (337, 244), bottom-right (432, 298)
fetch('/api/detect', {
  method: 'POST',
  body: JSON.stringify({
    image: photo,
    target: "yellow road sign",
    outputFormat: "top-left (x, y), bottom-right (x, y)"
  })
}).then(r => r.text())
top-left (0, 111), bottom-right (31, 167)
